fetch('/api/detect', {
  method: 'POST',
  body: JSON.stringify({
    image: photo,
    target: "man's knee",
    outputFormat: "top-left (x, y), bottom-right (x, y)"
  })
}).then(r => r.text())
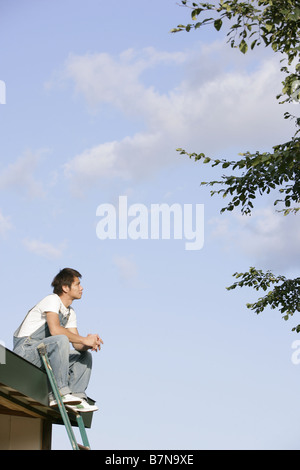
top-left (56, 335), bottom-right (70, 350)
top-left (45, 334), bottom-right (70, 352)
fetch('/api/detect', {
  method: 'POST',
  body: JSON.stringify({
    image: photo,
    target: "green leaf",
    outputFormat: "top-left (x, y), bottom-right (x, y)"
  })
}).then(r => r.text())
top-left (191, 8), bottom-right (203, 21)
top-left (239, 39), bottom-right (248, 54)
top-left (214, 19), bottom-right (223, 31)
top-left (250, 39), bottom-right (257, 50)
top-left (265, 23), bottom-right (273, 32)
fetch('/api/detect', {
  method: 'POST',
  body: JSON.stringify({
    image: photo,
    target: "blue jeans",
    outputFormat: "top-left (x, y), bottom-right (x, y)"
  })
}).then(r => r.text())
top-left (13, 333), bottom-right (92, 401)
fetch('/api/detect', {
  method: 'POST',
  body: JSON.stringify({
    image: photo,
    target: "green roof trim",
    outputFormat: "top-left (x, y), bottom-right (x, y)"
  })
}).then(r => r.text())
top-left (0, 346), bottom-right (95, 428)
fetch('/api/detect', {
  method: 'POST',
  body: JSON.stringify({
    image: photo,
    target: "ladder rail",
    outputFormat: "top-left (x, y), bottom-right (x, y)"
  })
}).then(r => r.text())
top-left (37, 342), bottom-right (90, 450)
top-left (76, 413), bottom-right (90, 448)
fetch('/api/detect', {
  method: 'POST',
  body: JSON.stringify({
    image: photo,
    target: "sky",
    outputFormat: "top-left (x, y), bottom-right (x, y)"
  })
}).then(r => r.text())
top-left (0, 0), bottom-right (300, 450)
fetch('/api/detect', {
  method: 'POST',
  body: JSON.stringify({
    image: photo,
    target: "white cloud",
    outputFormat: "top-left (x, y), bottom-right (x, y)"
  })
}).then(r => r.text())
top-left (51, 43), bottom-right (292, 190)
top-left (64, 132), bottom-right (163, 191)
top-left (0, 210), bottom-right (12, 237)
top-left (51, 47), bottom-right (186, 115)
top-left (23, 239), bottom-right (65, 259)
top-left (209, 207), bottom-right (300, 271)
top-left (0, 149), bottom-right (48, 198)
top-left (113, 255), bottom-right (138, 285)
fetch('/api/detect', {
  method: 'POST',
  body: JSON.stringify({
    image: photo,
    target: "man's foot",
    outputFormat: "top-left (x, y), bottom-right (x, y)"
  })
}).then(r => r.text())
top-left (49, 393), bottom-right (82, 407)
top-left (66, 399), bottom-right (99, 413)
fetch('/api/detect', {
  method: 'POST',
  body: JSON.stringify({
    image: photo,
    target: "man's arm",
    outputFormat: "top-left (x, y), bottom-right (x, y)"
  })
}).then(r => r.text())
top-left (46, 312), bottom-right (102, 351)
top-left (67, 327), bottom-right (89, 351)
top-left (67, 328), bottom-right (103, 352)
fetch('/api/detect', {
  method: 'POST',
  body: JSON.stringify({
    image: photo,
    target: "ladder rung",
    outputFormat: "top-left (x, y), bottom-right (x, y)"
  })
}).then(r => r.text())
top-left (78, 444), bottom-right (90, 450)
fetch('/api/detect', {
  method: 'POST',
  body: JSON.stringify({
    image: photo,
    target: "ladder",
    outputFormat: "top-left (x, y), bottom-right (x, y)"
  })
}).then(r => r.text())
top-left (37, 342), bottom-right (91, 450)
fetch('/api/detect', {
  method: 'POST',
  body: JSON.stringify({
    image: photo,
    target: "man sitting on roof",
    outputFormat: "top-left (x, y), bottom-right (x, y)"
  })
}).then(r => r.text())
top-left (13, 268), bottom-right (103, 413)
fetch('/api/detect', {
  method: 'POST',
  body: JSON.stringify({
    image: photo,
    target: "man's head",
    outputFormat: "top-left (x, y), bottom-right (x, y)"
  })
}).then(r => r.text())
top-left (51, 268), bottom-right (82, 297)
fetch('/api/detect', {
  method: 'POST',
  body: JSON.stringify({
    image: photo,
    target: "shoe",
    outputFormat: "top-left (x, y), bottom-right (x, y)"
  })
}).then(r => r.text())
top-left (49, 393), bottom-right (82, 407)
top-left (65, 399), bottom-right (99, 413)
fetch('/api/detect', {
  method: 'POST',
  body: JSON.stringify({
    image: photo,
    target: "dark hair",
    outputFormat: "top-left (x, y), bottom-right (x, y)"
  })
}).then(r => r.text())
top-left (51, 268), bottom-right (82, 295)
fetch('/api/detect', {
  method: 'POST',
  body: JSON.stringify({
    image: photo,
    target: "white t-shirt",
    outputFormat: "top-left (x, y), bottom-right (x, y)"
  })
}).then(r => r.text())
top-left (15, 294), bottom-right (77, 338)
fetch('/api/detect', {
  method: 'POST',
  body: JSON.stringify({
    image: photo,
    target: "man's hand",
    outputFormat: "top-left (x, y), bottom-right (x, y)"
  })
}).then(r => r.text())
top-left (84, 333), bottom-right (103, 352)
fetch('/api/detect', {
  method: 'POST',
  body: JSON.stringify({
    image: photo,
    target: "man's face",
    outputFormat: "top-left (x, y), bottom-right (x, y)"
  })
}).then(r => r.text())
top-left (67, 277), bottom-right (83, 300)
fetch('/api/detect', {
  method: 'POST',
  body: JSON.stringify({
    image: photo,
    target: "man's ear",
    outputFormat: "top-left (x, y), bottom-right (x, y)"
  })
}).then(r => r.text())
top-left (61, 284), bottom-right (70, 294)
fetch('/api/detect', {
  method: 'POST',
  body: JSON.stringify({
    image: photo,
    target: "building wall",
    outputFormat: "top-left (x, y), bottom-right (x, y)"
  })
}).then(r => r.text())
top-left (0, 415), bottom-right (47, 450)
